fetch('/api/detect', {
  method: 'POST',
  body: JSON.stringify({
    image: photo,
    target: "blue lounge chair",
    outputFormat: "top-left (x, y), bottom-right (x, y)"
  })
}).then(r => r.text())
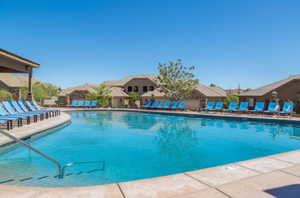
top-left (69, 100), bottom-right (79, 107)
top-left (150, 101), bottom-right (159, 108)
top-left (32, 100), bottom-right (58, 116)
top-left (2, 101), bottom-right (34, 124)
top-left (156, 101), bottom-right (164, 109)
top-left (163, 100), bottom-right (171, 109)
top-left (170, 101), bottom-right (179, 109)
top-left (11, 101), bottom-right (42, 121)
top-left (214, 102), bottom-right (224, 111)
top-left (0, 103), bottom-right (30, 125)
top-left (143, 101), bottom-right (153, 108)
top-left (0, 119), bottom-right (12, 130)
top-left (24, 101), bottom-right (54, 117)
top-left (236, 102), bottom-right (249, 112)
top-left (78, 100), bottom-right (84, 107)
top-left (91, 100), bottom-right (97, 107)
top-left (178, 101), bottom-right (187, 110)
top-left (85, 100), bottom-right (91, 107)
top-left (264, 102), bottom-right (279, 113)
top-left (204, 102), bottom-right (215, 111)
top-left (225, 102), bottom-right (238, 112)
top-left (18, 100), bottom-right (46, 115)
top-left (280, 102), bottom-right (294, 115)
top-left (0, 106), bottom-right (21, 130)
top-left (250, 102), bottom-right (265, 113)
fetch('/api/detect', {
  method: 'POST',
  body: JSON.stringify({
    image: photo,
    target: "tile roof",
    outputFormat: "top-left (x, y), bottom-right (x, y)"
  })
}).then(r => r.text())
top-left (103, 74), bottom-right (157, 87)
top-left (241, 74), bottom-right (300, 96)
top-left (141, 89), bottom-right (165, 97)
top-left (109, 87), bottom-right (128, 97)
top-left (59, 84), bottom-right (97, 96)
top-left (193, 84), bottom-right (227, 97)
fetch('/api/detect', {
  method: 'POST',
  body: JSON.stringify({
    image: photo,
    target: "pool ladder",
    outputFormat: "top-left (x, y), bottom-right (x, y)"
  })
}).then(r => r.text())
top-left (0, 130), bottom-right (104, 179)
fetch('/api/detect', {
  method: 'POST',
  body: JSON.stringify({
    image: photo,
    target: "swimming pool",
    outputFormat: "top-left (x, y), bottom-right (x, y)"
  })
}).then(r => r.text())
top-left (1, 110), bottom-right (300, 187)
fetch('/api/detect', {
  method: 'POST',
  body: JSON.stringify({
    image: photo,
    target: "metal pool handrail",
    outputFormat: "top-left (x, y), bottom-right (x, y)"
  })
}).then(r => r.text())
top-left (0, 130), bottom-right (64, 179)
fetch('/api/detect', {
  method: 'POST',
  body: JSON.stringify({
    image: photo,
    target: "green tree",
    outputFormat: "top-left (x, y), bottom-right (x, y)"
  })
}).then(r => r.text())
top-left (225, 95), bottom-right (239, 107)
top-left (20, 82), bottom-right (60, 103)
top-left (32, 83), bottom-right (48, 102)
top-left (156, 59), bottom-right (198, 100)
top-left (128, 93), bottom-right (141, 101)
top-left (128, 93), bottom-right (141, 108)
top-left (0, 90), bottom-right (13, 100)
top-left (44, 83), bottom-right (60, 97)
top-left (20, 87), bottom-right (29, 100)
top-left (86, 84), bottom-right (112, 107)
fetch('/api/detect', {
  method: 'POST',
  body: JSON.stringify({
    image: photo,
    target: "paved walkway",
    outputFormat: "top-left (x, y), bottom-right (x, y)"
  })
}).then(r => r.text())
top-left (1, 108), bottom-right (300, 198)
top-left (0, 112), bottom-right (71, 147)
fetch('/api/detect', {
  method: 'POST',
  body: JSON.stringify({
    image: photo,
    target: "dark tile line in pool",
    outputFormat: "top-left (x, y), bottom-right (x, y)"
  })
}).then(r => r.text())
top-left (0, 179), bottom-right (14, 184)
top-left (0, 168), bottom-right (108, 186)
top-left (19, 177), bottom-right (33, 182)
top-left (68, 109), bottom-right (300, 126)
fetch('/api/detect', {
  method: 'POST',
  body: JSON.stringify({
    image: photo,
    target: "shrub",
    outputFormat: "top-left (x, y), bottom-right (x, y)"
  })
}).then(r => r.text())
top-left (86, 84), bottom-right (112, 107)
top-left (0, 90), bottom-right (13, 100)
top-left (225, 95), bottom-right (239, 107)
top-left (56, 97), bottom-right (66, 106)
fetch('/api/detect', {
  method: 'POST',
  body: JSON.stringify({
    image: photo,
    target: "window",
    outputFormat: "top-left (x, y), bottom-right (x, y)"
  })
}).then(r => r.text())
top-left (127, 86), bottom-right (132, 92)
top-left (143, 86), bottom-right (148, 92)
top-left (149, 86), bottom-right (154, 91)
top-left (134, 86), bottom-right (139, 92)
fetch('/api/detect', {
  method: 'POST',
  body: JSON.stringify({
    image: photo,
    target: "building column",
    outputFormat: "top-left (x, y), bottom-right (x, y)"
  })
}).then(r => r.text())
top-left (27, 67), bottom-right (33, 100)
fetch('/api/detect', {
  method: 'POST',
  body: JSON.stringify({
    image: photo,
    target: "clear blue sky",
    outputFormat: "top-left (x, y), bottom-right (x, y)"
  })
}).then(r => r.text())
top-left (1, 0), bottom-right (300, 89)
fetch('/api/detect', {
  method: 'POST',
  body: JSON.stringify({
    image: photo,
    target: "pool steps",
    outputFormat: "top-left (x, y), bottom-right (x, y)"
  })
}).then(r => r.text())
top-left (0, 166), bottom-right (107, 186)
top-left (0, 129), bottom-right (105, 181)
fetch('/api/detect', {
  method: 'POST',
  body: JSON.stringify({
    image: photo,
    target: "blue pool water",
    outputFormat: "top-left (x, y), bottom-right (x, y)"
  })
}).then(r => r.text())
top-left (1, 111), bottom-right (300, 187)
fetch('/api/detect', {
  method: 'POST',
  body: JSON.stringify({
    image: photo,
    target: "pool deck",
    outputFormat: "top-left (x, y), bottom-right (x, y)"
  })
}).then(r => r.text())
top-left (1, 108), bottom-right (300, 198)
top-left (0, 112), bottom-right (71, 147)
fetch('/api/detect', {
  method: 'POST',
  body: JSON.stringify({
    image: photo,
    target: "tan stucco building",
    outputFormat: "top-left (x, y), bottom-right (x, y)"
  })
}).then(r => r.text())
top-left (104, 75), bottom-right (157, 95)
top-left (59, 84), bottom-right (98, 105)
top-left (61, 74), bottom-right (227, 109)
top-left (187, 84), bottom-right (227, 110)
top-left (240, 75), bottom-right (300, 112)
